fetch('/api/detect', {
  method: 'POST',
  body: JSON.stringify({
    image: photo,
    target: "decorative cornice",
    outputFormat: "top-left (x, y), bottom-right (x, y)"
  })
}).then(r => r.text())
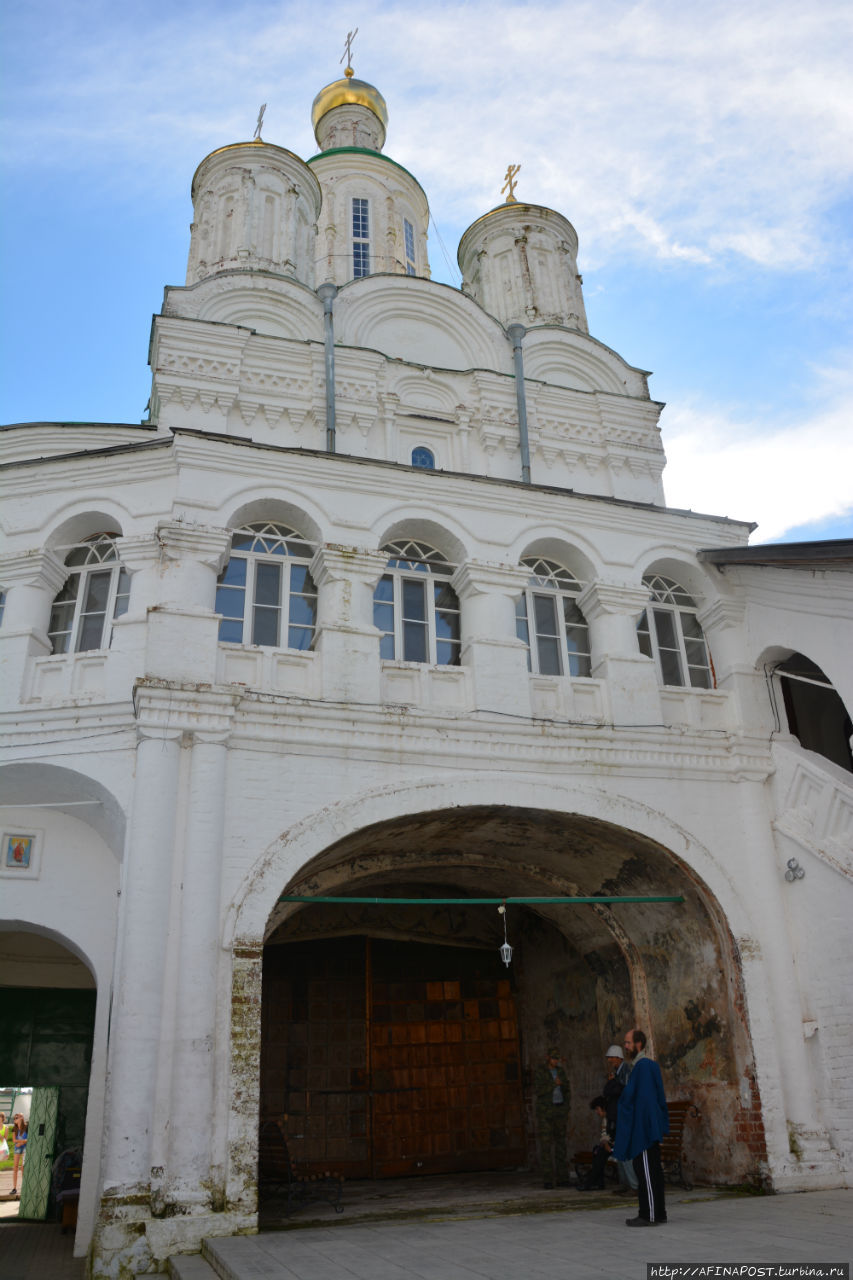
top-left (696, 597), bottom-right (746, 632)
top-left (156, 521), bottom-right (232, 571)
top-left (450, 560), bottom-right (531, 598)
top-left (309, 544), bottom-right (388, 588)
top-left (0, 549), bottom-right (68, 593)
top-left (115, 534), bottom-right (162, 574)
top-left (132, 681), bottom-right (240, 742)
top-left (577, 582), bottom-right (649, 620)
top-left (1, 676), bottom-right (775, 785)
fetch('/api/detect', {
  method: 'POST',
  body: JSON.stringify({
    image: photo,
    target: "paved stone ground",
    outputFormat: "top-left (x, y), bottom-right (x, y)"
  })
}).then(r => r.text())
top-left (192, 1189), bottom-right (852, 1280)
top-left (0, 1184), bottom-right (849, 1279)
top-left (0, 1165), bottom-right (85, 1279)
top-left (0, 1221), bottom-right (84, 1280)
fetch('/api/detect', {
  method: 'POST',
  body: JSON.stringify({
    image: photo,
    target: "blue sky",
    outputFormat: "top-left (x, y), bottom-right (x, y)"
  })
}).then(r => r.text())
top-left (2, 0), bottom-right (851, 542)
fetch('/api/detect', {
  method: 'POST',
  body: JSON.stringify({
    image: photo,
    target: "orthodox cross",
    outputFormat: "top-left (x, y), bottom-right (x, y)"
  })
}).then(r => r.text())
top-left (340, 27), bottom-right (359, 74)
top-left (502, 164), bottom-right (521, 203)
top-left (253, 104), bottom-right (266, 141)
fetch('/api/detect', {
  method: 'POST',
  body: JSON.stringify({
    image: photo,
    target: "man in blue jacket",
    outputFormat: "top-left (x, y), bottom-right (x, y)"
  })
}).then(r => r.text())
top-left (612, 1028), bottom-right (669, 1226)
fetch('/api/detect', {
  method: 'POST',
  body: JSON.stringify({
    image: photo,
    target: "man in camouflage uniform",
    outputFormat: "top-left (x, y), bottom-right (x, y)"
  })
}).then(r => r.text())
top-left (534, 1047), bottom-right (570, 1188)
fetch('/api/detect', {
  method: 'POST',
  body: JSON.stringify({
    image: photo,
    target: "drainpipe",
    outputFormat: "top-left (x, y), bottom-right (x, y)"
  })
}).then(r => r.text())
top-left (507, 323), bottom-right (531, 483)
top-left (317, 282), bottom-right (338, 452)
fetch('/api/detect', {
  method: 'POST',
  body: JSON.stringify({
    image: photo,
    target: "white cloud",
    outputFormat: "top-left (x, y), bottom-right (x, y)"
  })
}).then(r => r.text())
top-left (5, 0), bottom-right (853, 273)
top-left (662, 361), bottom-right (853, 539)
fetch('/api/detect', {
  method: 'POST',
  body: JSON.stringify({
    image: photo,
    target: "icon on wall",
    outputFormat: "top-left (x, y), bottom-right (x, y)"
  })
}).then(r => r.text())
top-left (2, 831), bottom-right (42, 878)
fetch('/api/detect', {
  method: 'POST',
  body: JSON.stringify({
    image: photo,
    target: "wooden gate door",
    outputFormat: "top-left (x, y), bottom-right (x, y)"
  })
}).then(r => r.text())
top-left (261, 936), bottom-right (370, 1178)
top-left (261, 935), bottom-right (526, 1179)
top-left (369, 939), bottom-right (526, 1176)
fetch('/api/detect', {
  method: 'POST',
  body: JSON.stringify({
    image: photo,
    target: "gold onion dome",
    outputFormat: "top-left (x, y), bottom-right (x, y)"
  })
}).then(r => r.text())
top-left (311, 69), bottom-right (389, 130)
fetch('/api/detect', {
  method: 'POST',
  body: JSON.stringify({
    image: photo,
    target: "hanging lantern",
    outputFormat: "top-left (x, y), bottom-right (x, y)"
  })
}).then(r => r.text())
top-left (498, 902), bottom-right (513, 967)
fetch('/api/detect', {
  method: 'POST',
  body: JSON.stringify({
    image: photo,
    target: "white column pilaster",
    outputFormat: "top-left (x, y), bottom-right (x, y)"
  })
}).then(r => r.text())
top-left (135, 522), bottom-right (231, 684)
top-left (451, 561), bottom-right (532, 718)
top-left (0, 549), bottom-right (67, 708)
top-left (164, 697), bottom-right (237, 1207)
top-left (696, 596), bottom-right (770, 731)
top-left (577, 581), bottom-right (662, 724)
top-left (103, 719), bottom-right (183, 1194)
top-left (309, 544), bottom-right (387, 703)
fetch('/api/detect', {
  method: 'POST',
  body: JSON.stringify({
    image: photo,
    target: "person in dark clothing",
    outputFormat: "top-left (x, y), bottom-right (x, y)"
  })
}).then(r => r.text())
top-left (577, 1095), bottom-right (613, 1190)
top-left (613, 1028), bottom-right (669, 1226)
top-left (534, 1047), bottom-right (570, 1188)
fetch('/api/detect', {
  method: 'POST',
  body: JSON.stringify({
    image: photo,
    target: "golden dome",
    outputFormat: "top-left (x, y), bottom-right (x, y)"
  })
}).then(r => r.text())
top-left (311, 72), bottom-right (388, 131)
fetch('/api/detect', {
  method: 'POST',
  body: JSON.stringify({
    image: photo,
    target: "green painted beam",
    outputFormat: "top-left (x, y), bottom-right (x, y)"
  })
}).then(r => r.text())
top-left (277, 895), bottom-right (683, 905)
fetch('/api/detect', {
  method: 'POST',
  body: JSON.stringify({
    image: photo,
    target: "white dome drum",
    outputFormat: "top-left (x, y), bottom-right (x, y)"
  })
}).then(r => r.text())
top-left (186, 142), bottom-right (322, 288)
top-left (458, 203), bottom-right (588, 332)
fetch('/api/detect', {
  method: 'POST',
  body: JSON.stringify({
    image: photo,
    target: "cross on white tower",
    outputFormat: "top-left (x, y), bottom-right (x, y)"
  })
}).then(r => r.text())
top-left (502, 164), bottom-right (521, 203)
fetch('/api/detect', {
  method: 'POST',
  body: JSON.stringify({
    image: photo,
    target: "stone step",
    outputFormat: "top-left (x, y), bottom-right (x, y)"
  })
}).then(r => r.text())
top-left (166, 1252), bottom-right (220, 1280)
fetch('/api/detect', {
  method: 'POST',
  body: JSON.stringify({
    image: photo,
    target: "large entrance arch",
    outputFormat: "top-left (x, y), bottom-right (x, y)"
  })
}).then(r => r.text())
top-left (251, 803), bottom-right (766, 1192)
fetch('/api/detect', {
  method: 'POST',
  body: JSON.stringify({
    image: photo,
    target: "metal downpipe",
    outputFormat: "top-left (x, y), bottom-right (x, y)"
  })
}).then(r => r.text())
top-left (317, 282), bottom-right (338, 452)
top-left (507, 323), bottom-right (531, 483)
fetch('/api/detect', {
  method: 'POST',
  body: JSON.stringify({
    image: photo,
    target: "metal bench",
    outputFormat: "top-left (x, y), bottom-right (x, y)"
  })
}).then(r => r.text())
top-left (258, 1119), bottom-right (344, 1216)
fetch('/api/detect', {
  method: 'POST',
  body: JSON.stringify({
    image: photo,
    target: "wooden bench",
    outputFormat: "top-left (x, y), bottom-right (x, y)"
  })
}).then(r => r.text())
top-left (573, 1099), bottom-right (698, 1191)
top-left (258, 1119), bottom-right (344, 1217)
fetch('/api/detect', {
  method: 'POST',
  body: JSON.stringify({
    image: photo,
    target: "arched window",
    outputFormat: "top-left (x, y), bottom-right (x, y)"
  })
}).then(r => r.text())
top-left (411, 446), bottom-right (435, 470)
top-left (48, 534), bottom-right (130, 654)
top-left (515, 557), bottom-right (591, 677)
top-left (776, 654), bottom-right (852, 773)
top-left (352, 197), bottom-right (371, 278)
top-left (216, 522), bottom-right (317, 650)
top-left (637, 574), bottom-right (712, 688)
top-left (404, 218), bottom-right (416, 275)
top-left (373, 539), bottom-right (461, 665)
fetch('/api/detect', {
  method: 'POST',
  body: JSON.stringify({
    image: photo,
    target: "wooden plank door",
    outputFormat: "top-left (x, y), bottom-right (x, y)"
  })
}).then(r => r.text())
top-left (261, 935), bottom-right (526, 1180)
top-left (369, 939), bottom-right (526, 1177)
top-left (261, 936), bottom-right (370, 1178)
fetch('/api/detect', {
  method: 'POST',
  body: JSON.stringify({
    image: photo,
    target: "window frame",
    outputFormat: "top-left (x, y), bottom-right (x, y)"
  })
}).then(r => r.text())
top-left (373, 539), bottom-right (461, 667)
top-left (637, 574), bottom-right (713, 689)
top-left (515, 556), bottom-right (591, 678)
top-left (215, 522), bottom-right (317, 652)
top-left (411, 446), bottom-right (435, 470)
top-left (403, 218), bottom-right (416, 275)
top-left (352, 197), bottom-right (371, 278)
top-left (47, 534), bottom-right (130, 655)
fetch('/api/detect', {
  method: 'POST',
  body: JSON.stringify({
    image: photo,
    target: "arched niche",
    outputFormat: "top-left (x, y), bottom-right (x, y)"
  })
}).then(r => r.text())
top-left (224, 497), bottom-right (324, 549)
top-left (517, 535), bottom-right (598, 586)
top-left (522, 329), bottom-right (650, 397)
top-left (45, 510), bottom-right (124, 551)
top-left (335, 277), bottom-right (511, 374)
top-left (374, 515), bottom-right (470, 568)
top-left (233, 802), bottom-right (764, 1202)
top-left (163, 275), bottom-right (324, 342)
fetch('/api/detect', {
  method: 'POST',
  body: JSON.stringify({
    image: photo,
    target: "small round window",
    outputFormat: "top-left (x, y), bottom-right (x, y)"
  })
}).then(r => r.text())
top-left (411, 446), bottom-right (435, 470)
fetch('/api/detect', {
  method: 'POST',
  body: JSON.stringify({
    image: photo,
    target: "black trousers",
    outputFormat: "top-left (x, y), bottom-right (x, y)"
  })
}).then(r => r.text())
top-left (632, 1141), bottom-right (667, 1222)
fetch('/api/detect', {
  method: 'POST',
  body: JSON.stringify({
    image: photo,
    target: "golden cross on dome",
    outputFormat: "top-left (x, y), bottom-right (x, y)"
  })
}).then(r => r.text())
top-left (340, 27), bottom-right (359, 77)
top-left (253, 104), bottom-right (266, 141)
top-left (502, 164), bottom-right (521, 204)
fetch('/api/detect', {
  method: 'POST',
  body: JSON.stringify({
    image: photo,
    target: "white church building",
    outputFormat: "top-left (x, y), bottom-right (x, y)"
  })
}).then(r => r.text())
top-left (1, 62), bottom-right (851, 1277)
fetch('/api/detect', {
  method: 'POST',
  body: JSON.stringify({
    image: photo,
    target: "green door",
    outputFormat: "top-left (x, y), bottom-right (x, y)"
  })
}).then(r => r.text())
top-left (19, 1086), bottom-right (60, 1219)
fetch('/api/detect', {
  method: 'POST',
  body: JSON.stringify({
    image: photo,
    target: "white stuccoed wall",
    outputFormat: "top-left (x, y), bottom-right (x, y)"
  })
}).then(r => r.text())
top-left (2, 70), bottom-right (852, 1278)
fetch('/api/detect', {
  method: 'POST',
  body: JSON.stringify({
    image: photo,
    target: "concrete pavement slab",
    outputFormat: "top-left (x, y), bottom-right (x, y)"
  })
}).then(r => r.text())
top-left (203, 1190), bottom-right (852, 1280)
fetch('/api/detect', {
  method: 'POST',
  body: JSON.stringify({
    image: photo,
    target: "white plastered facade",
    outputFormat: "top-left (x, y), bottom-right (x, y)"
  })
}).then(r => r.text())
top-left (1, 70), bottom-right (851, 1279)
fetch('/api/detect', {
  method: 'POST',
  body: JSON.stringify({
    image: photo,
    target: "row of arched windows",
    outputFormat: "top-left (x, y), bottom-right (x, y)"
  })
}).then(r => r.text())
top-left (35, 524), bottom-right (715, 690)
